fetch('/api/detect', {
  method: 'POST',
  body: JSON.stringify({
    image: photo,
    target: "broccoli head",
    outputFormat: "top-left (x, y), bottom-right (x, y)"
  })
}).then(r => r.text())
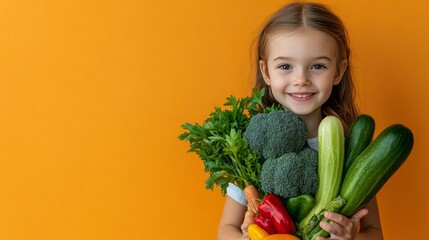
top-left (260, 146), bottom-right (318, 199)
top-left (243, 109), bottom-right (307, 160)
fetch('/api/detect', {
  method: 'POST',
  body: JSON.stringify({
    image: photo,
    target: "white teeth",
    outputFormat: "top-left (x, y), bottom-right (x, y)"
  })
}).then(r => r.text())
top-left (291, 93), bottom-right (312, 98)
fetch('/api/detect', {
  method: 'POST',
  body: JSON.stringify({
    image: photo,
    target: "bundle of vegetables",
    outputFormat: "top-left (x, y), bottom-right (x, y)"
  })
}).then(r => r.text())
top-left (297, 115), bottom-right (414, 240)
top-left (179, 89), bottom-right (414, 240)
top-left (178, 89), bottom-right (281, 195)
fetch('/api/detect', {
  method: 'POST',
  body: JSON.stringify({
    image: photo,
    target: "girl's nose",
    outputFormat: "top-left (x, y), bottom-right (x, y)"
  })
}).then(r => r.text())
top-left (293, 71), bottom-right (310, 86)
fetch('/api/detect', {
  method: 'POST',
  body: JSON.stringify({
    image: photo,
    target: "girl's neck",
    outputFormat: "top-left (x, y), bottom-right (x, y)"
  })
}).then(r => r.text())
top-left (297, 110), bottom-right (323, 139)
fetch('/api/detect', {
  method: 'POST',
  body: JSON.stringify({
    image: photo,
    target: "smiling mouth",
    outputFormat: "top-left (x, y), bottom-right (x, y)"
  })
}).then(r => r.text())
top-left (289, 93), bottom-right (315, 98)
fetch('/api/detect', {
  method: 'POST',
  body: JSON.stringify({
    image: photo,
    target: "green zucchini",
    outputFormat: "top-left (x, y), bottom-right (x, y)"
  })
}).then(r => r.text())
top-left (298, 116), bottom-right (344, 239)
top-left (340, 124), bottom-right (414, 216)
top-left (344, 114), bottom-right (375, 176)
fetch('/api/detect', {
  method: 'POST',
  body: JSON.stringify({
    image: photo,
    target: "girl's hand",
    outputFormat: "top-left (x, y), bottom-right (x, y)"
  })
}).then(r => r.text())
top-left (316, 208), bottom-right (369, 240)
top-left (240, 210), bottom-right (255, 240)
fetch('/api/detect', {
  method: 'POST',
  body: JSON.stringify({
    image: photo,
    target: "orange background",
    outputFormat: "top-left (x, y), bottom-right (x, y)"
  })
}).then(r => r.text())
top-left (0, 0), bottom-right (427, 239)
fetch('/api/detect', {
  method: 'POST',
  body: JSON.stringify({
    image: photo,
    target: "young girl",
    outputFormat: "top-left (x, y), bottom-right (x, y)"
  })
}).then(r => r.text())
top-left (217, 2), bottom-right (383, 240)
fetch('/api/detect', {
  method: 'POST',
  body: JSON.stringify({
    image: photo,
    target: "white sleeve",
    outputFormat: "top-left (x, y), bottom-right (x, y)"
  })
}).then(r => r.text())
top-left (226, 183), bottom-right (247, 206)
top-left (307, 137), bottom-right (318, 151)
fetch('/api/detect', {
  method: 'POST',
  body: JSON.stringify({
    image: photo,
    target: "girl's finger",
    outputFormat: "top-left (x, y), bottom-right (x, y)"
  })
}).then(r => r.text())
top-left (315, 237), bottom-right (327, 240)
top-left (350, 208), bottom-right (369, 222)
top-left (349, 208), bottom-right (369, 233)
top-left (324, 211), bottom-right (351, 229)
top-left (320, 219), bottom-right (345, 236)
top-left (241, 210), bottom-right (255, 234)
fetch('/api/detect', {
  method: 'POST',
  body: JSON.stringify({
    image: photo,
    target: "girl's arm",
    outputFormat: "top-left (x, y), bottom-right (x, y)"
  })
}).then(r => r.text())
top-left (317, 197), bottom-right (383, 240)
top-left (217, 196), bottom-right (248, 240)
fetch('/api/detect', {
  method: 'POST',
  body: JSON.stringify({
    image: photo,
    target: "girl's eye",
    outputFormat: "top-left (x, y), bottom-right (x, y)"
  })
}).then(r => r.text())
top-left (311, 64), bottom-right (327, 70)
top-left (278, 64), bottom-right (292, 70)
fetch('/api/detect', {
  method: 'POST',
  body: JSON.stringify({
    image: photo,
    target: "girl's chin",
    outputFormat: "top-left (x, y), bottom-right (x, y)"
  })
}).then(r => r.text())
top-left (282, 106), bottom-right (321, 118)
top-left (282, 106), bottom-right (310, 115)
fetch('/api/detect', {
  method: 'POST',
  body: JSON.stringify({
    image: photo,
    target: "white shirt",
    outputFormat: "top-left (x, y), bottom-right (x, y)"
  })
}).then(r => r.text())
top-left (226, 137), bottom-right (318, 206)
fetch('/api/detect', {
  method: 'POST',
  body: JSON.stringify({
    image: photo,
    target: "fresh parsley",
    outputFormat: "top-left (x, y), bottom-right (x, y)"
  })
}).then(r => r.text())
top-left (179, 89), bottom-right (281, 195)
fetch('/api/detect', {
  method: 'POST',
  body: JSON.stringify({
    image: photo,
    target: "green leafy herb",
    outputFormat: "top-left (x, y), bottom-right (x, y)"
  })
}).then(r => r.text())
top-left (178, 88), bottom-right (281, 195)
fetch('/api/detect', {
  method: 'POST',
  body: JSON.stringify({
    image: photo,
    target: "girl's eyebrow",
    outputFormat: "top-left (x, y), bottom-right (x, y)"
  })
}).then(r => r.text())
top-left (272, 56), bottom-right (332, 62)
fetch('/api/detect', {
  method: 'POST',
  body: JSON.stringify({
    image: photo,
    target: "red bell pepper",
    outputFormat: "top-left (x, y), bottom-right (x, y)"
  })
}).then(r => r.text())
top-left (254, 214), bottom-right (277, 235)
top-left (257, 194), bottom-right (296, 234)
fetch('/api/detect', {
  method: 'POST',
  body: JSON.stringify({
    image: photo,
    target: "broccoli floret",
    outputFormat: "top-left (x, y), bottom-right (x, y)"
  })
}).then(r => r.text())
top-left (298, 146), bottom-right (319, 195)
top-left (243, 109), bottom-right (307, 160)
top-left (260, 146), bottom-right (319, 199)
top-left (261, 153), bottom-right (303, 198)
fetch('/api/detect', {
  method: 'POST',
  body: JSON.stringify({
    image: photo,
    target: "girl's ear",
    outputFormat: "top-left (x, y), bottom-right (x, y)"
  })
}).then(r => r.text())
top-left (259, 60), bottom-right (271, 85)
top-left (333, 60), bottom-right (348, 85)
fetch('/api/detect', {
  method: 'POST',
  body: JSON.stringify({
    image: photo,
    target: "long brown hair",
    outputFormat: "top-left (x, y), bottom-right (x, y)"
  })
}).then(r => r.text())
top-left (254, 2), bottom-right (359, 130)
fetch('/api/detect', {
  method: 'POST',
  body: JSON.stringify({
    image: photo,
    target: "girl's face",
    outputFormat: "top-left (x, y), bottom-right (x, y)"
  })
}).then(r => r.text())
top-left (260, 28), bottom-right (346, 120)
